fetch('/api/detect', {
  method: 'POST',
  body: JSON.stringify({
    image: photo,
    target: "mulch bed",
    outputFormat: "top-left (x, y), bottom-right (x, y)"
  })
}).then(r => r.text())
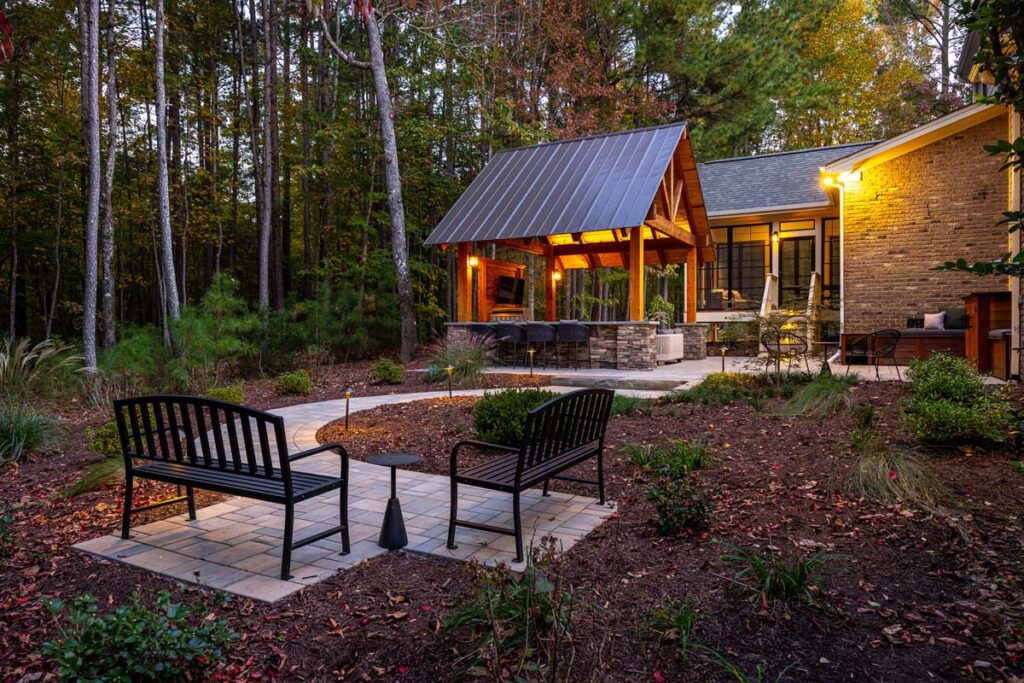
top-left (2, 378), bottom-right (1023, 681)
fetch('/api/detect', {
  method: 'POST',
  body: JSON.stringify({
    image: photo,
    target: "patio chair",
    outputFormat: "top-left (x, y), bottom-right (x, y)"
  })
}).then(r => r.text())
top-left (555, 322), bottom-right (591, 370)
top-left (494, 323), bottom-right (526, 368)
top-left (760, 326), bottom-right (810, 376)
top-left (845, 329), bottom-right (902, 380)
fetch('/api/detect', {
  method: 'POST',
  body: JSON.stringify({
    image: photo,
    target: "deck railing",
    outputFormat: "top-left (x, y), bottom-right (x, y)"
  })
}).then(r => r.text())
top-left (759, 273), bottom-right (778, 318)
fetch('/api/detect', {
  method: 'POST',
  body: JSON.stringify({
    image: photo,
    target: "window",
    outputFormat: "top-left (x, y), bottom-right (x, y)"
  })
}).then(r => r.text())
top-left (823, 218), bottom-right (839, 304)
top-left (780, 219), bottom-right (815, 232)
top-left (698, 224), bottom-right (770, 311)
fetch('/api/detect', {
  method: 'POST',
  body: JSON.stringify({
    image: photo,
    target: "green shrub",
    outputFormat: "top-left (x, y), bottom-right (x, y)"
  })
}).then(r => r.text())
top-left (370, 358), bottom-right (404, 385)
top-left (776, 373), bottom-right (857, 419)
top-left (660, 372), bottom-right (756, 406)
top-left (0, 338), bottom-right (82, 399)
top-left (42, 591), bottom-right (236, 681)
top-left (205, 385), bottom-right (244, 404)
top-left (85, 419), bottom-right (121, 458)
top-left (722, 546), bottom-right (836, 602)
top-left (625, 440), bottom-right (711, 478)
top-left (425, 337), bottom-right (490, 388)
top-left (903, 353), bottom-right (1011, 445)
top-left (649, 597), bottom-right (701, 661)
top-left (646, 477), bottom-right (714, 535)
top-left (0, 403), bottom-right (61, 467)
top-left (610, 395), bottom-right (654, 416)
top-left (474, 388), bottom-right (558, 446)
top-left (443, 540), bottom-right (576, 679)
top-left (276, 369), bottom-right (312, 396)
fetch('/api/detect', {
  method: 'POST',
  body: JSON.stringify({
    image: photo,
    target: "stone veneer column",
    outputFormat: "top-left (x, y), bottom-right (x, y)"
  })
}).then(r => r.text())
top-left (679, 323), bottom-right (708, 360)
top-left (615, 324), bottom-right (657, 370)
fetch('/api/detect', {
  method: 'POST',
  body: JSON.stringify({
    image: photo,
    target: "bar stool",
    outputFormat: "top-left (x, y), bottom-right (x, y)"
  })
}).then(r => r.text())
top-left (555, 322), bottom-right (591, 370)
top-left (523, 323), bottom-right (557, 368)
top-left (468, 323), bottom-right (497, 341)
top-left (494, 323), bottom-right (526, 367)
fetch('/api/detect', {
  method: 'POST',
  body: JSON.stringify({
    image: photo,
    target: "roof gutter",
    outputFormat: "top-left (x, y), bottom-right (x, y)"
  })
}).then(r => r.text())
top-left (707, 201), bottom-right (833, 219)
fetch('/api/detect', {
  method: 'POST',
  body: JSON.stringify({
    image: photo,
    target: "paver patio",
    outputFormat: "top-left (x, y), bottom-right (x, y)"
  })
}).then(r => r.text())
top-left (74, 390), bottom-right (617, 602)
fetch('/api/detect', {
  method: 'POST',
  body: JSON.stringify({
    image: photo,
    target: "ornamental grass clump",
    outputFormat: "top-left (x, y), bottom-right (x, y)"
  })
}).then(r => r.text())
top-left (425, 337), bottom-right (491, 388)
top-left (42, 591), bottom-right (237, 682)
top-left (649, 597), bottom-right (702, 661)
top-left (0, 337), bottom-right (82, 400)
top-left (776, 372), bottom-right (857, 419)
top-left (473, 388), bottom-right (558, 446)
top-left (625, 439), bottom-right (711, 478)
top-left (902, 353), bottom-right (1010, 445)
top-left (722, 546), bottom-right (837, 603)
top-left (609, 394), bottom-right (654, 416)
top-left (0, 403), bottom-right (62, 467)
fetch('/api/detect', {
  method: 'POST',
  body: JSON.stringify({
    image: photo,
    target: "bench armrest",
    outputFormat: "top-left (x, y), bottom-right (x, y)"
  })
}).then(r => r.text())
top-left (449, 439), bottom-right (518, 474)
top-left (289, 443), bottom-right (349, 462)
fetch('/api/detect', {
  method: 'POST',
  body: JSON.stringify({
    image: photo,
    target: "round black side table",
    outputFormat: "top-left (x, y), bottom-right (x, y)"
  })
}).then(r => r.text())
top-left (366, 452), bottom-right (420, 550)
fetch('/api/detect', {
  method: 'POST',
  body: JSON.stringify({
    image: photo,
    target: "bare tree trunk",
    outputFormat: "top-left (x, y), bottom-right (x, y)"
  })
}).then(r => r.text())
top-left (300, 12), bottom-right (311, 298)
top-left (101, 0), bottom-right (119, 349)
top-left (155, 0), bottom-right (180, 322)
top-left (316, 7), bottom-right (416, 360)
top-left (80, 0), bottom-right (101, 370)
top-left (257, 0), bottom-right (273, 309)
top-left (364, 11), bottom-right (416, 361)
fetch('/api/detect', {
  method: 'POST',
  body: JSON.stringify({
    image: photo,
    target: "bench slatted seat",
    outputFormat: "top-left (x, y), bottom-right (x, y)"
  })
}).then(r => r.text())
top-left (447, 388), bottom-right (614, 562)
top-left (115, 395), bottom-right (350, 580)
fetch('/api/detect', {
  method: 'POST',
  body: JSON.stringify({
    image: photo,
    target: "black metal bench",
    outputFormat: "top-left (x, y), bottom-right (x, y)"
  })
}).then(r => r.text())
top-left (115, 395), bottom-right (350, 580)
top-left (447, 388), bottom-right (614, 562)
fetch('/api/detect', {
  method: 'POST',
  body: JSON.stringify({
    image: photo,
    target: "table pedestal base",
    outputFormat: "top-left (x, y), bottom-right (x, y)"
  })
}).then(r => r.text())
top-left (378, 497), bottom-right (408, 550)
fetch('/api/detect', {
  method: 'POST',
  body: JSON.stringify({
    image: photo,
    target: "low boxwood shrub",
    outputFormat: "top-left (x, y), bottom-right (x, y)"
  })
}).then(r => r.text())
top-left (204, 384), bottom-right (244, 404)
top-left (474, 388), bottom-right (558, 446)
top-left (42, 591), bottom-right (236, 681)
top-left (276, 369), bottom-right (312, 396)
top-left (646, 477), bottom-right (714, 535)
top-left (903, 353), bottom-right (1011, 445)
top-left (0, 403), bottom-right (61, 467)
top-left (370, 358), bottom-right (404, 385)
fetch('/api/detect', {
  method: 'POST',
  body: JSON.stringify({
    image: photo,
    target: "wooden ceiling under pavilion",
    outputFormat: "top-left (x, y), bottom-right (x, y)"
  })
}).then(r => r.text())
top-left (424, 122), bottom-right (715, 271)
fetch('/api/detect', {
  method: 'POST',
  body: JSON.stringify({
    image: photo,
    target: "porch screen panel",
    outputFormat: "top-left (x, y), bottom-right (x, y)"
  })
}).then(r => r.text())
top-left (697, 225), bottom-right (769, 311)
top-left (823, 218), bottom-right (839, 304)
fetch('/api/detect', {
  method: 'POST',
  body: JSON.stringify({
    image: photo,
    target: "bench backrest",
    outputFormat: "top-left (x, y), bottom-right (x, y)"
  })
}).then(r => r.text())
top-left (519, 389), bottom-right (614, 477)
top-left (114, 395), bottom-right (292, 482)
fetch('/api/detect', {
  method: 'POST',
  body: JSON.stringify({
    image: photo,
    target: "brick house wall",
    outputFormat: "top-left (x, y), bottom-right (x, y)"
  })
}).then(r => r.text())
top-left (843, 113), bottom-right (1010, 333)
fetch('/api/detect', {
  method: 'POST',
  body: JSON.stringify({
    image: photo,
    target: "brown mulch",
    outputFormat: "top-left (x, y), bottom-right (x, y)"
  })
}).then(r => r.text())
top-left (2, 377), bottom-right (1023, 681)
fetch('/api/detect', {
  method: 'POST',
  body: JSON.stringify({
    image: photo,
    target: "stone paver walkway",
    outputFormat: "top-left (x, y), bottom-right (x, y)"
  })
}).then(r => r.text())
top-left (74, 390), bottom-right (616, 602)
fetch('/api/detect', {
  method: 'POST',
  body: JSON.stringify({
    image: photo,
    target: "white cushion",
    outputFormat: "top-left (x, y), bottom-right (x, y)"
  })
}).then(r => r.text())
top-left (923, 312), bottom-right (945, 330)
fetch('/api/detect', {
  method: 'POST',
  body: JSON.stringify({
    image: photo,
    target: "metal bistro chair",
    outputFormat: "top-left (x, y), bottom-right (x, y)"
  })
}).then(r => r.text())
top-left (556, 322), bottom-right (591, 370)
top-left (846, 329), bottom-right (902, 380)
top-left (494, 322), bottom-right (527, 368)
top-left (760, 326), bottom-right (811, 376)
top-left (523, 323), bottom-right (557, 368)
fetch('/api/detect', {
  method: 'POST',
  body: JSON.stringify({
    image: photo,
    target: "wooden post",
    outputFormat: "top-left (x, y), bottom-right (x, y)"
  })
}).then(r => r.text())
top-left (545, 251), bottom-right (557, 322)
top-left (628, 226), bottom-right (645, 321)
top-left (456, 243), bottom-right (472, 322)
top-left (686, 247), bottom-right (698, 323)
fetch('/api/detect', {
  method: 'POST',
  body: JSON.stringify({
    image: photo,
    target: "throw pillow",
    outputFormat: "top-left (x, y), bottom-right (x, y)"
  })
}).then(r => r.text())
top-left (923, 312), bottom-right (945, 330)
top-left (943, 307), bottom-right (968, 330)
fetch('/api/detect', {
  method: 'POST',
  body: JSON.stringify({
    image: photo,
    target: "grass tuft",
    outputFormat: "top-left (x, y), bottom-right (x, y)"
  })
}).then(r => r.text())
top-left (65, 457), bottom-right (125, 498)
top-left (722, 546), bottom-right (836, 603)
top-left (624, 440), bottom-right (711, 477)
top-left (0, 403), bottom-right (62, 467)
top-left (775, 373), bottom-right (857, 419)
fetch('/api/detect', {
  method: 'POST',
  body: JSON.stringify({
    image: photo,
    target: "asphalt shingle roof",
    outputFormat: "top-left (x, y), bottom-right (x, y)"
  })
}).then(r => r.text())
top-left (697, 142), bottom-right (876, 216)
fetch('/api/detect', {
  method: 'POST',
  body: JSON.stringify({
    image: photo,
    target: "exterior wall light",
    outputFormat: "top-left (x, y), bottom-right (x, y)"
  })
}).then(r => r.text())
top-left (552, 271), bottom-right (562, 282)
top-left (771, 230), bottom-right (779, 245)
top-left (468, 255), bottom-right (479, 268)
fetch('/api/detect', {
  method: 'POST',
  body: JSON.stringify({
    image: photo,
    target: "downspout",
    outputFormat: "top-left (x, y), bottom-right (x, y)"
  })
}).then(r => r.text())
top-left (1012, 109), bottom-right (1022, 378)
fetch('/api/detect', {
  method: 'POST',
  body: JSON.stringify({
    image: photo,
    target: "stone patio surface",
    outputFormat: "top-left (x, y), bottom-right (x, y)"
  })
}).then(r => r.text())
top-left (74, 390), bottom-right (616, 603)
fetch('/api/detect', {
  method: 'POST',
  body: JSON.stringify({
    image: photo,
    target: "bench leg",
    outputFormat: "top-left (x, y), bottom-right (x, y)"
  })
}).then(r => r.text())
top-left (513, 491), bottom-right (523, 563)
top-left (340, 484), bottom-right (351, 555)
top-left (542, 479), bottom-right (550, 497)
top-left (446, 477), bottom-right (459, 550)
top-left (121, 472), bottom-right (133, 539)
top-left (597, 452), bottom-right (606, 505)
top-left (185, 486), bottom-right (197, 521)
top-left (281, 504), bottom-right (294, 581)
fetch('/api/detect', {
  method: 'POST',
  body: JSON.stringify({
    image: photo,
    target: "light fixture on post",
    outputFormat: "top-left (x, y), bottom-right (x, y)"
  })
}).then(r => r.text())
top-left (445, 365), bottom-right (454, 398)
top-left (527, 348), bottom-right (536, 376)
top-left (552, 271), bottom-right (562, 283)
top-left (468, 255), bottom-right (479, 269)
top-left (721, 345), bottom-right (729, 373)
top-left (344, 387), bottom-right (352, 431)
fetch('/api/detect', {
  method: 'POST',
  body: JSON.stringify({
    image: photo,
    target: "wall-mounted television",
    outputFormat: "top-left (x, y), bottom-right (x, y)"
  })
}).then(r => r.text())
top-left (495, 276), bottom-right (525, 305)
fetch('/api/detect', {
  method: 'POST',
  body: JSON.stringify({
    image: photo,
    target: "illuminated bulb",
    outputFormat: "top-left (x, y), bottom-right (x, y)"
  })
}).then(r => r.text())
top-left (468, 256), bottom-right (479, 268)
top-left (552, 271), bottom-right (562, 282)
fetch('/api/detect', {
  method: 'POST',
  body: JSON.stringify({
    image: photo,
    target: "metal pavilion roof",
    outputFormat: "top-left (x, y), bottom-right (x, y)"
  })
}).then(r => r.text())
top-left (424, 123), bottom-right (691, 246)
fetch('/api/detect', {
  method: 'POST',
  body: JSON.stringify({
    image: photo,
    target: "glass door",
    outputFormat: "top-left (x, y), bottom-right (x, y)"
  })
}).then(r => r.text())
top-left (779, 236), bottom-right (814, 308)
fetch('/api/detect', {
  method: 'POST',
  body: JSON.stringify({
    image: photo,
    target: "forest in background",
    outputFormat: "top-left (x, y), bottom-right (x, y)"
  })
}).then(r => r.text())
top-left (0, 0), bottom-right (968, 374)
